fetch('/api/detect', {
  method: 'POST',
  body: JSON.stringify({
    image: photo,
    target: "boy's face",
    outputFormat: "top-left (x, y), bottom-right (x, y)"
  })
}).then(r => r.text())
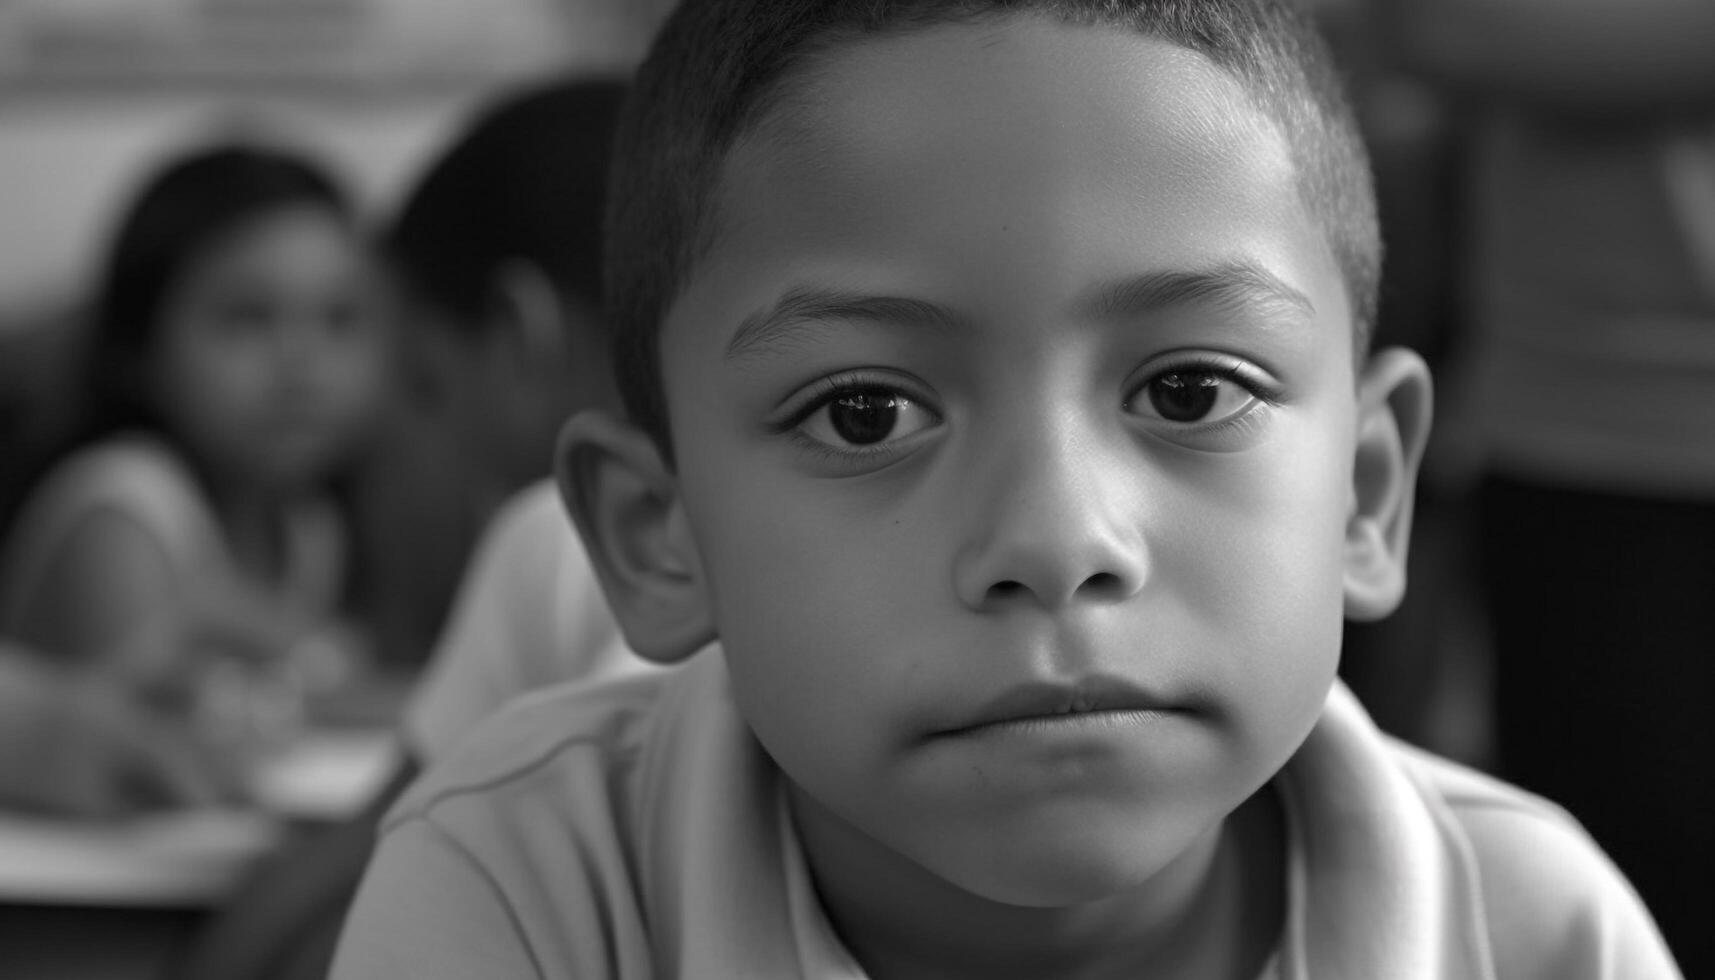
top-left (660, 20), bottom-right (1362, 905)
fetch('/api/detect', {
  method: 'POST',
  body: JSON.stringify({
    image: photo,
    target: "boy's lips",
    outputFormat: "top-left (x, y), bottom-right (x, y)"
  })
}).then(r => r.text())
top-left (932, 676), bottom-right (1193, 738)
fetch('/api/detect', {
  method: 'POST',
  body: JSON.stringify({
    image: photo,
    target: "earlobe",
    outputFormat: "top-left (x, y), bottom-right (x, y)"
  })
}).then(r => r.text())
top-left (556, 411), bottom-right (715, 663)
top-left (491, 259), bottom-right (568, 365)
top-left (1344, 347), bottom-right (1434, 621)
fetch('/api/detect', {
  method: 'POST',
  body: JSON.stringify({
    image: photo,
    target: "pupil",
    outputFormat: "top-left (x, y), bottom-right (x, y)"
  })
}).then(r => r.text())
top-left (829, 391), bottom-right (899, 444)
top-left (1149, 372), bottom-right (1219, 422)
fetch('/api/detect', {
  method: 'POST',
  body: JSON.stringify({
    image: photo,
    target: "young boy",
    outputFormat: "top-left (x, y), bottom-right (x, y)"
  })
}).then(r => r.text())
top-left (331, 1), bottom-right (1680, 977)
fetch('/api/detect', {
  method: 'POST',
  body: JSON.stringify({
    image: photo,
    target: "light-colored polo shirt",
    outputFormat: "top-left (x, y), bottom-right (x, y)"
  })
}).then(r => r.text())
top-left (334, 652), bottom-right (1679, 979)
top-left (401, 480), bottom-right (657, 763)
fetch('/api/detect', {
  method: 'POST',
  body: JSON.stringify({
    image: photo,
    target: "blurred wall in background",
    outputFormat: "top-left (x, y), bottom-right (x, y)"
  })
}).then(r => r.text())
top-left (0, 0), bottom-right (674, 322)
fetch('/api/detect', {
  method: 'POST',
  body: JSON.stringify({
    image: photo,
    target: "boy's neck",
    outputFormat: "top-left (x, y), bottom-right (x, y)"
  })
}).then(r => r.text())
top-left (788, 785), bottom-right (1286, 980)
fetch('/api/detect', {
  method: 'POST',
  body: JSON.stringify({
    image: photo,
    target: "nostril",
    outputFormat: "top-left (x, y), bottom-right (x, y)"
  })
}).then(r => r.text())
top-left (986, 580), bottom-right (1028, 601)
top-left (1080, 571), bottom-right (1125, 596)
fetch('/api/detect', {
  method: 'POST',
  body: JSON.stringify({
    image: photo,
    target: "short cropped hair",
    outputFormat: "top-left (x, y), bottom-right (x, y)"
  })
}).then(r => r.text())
top-left (388, 77), bottom-right (628, 333)
top-left (607, 0), bottom-right (1379, 454)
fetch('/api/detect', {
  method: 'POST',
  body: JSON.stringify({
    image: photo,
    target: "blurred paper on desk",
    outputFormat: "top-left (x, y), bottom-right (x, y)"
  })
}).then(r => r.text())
top-left (0, 808), bottom-right (280, 906)
top-left (247, 728), bottom-right (400, 821)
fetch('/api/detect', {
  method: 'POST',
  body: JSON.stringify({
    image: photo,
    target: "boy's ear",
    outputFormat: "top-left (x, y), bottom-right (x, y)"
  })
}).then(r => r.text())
top-left (1344, 347), bottom-right (1434, 622)
top-left (556, 411), bottom-right (714, 663)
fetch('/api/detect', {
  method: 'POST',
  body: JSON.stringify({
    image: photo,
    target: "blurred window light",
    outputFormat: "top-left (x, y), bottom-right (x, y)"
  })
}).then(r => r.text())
top-left (0, 0), bottom-right (670, 91)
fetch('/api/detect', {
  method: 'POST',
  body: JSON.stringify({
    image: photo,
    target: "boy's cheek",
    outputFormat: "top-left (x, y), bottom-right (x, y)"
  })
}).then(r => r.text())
top-left (1152, 437), bottom-right (1350, 686)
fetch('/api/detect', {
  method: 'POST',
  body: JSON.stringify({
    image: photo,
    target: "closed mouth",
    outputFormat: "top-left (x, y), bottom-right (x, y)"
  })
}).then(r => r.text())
top-left (936, 676), bottom-right (1189, 738)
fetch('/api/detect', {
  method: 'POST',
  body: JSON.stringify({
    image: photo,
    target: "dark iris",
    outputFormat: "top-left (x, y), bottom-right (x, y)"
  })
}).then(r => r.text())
top-left (1148, 372), bottom-right (1220, 422)
top-left (828, 390), bottom-right (899, 444)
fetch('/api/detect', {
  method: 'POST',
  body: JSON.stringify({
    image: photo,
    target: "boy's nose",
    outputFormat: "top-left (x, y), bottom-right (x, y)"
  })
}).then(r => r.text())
top-left (951, 431), bottom-right (1149, 613)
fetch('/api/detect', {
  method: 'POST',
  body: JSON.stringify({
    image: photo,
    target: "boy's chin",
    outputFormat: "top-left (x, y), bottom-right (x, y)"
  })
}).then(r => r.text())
top-left (915, 807), bottom-right (1221, 909)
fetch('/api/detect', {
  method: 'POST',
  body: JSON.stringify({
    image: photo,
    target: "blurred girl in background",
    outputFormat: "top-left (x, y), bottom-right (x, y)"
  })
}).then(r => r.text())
top-left (0, 144), bottom-right (389, 807)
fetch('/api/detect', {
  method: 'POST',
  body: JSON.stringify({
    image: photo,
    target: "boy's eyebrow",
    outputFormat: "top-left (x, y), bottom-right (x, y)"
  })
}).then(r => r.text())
top-left (1079, 262), bottom-right (1316, 325)
top-left (725, 287), bottom-right (965, 362)
top-left (725, 263), bottom-right (1313, 363)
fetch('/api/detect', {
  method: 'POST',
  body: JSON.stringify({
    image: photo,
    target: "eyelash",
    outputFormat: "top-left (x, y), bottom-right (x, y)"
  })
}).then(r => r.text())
top-left (770, 370), bottom-right (941, 459)
top-left (773, 371), bottom-right (896, 425)
top-left (1126, 354), bottom-right (1282, 414)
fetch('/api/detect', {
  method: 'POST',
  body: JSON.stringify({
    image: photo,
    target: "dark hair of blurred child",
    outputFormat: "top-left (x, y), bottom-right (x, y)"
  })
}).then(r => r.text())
top-left (388, 78), bottom-right (624, 485)
top-left (0, 142), bottom-right (388, 780)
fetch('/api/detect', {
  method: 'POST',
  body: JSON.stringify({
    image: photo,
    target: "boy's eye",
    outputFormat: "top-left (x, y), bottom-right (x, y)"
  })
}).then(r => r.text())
top-left (1128, 369), bottom-right (1257, 425)
top-left (799, 386), bottom-right (938, 449)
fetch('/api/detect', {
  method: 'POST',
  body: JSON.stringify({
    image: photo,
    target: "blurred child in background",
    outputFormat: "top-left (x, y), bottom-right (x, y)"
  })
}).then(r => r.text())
top-left (0, 144), bottom-right (389, 784)
top-left (342, 79), bottom-right (628, 678)
top-left (378, 76), bottom-right (643, 763)
top-left (176, 78), bottom-right (638, 980)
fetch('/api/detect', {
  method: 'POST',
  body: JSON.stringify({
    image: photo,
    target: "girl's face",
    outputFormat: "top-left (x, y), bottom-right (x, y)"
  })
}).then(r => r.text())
top-left (148, 204), bottom-right (389, 492)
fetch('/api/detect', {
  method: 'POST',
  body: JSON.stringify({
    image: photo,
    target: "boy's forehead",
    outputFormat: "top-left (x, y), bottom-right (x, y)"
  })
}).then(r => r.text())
top-left (769, 20), bottom-right (1262, 165)
top-left (728, 19), bottom-right (1289, 219)
top-left (674, 17), bottom-right (1347, 358)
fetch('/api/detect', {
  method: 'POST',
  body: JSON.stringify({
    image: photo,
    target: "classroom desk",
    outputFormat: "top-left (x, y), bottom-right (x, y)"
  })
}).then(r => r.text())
top-left (0, 729), bottom-right (397, 980)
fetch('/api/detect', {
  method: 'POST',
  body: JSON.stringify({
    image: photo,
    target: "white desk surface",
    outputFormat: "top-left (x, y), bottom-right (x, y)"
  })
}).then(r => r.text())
top-left (0, 728), bottom-right (398, 907)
